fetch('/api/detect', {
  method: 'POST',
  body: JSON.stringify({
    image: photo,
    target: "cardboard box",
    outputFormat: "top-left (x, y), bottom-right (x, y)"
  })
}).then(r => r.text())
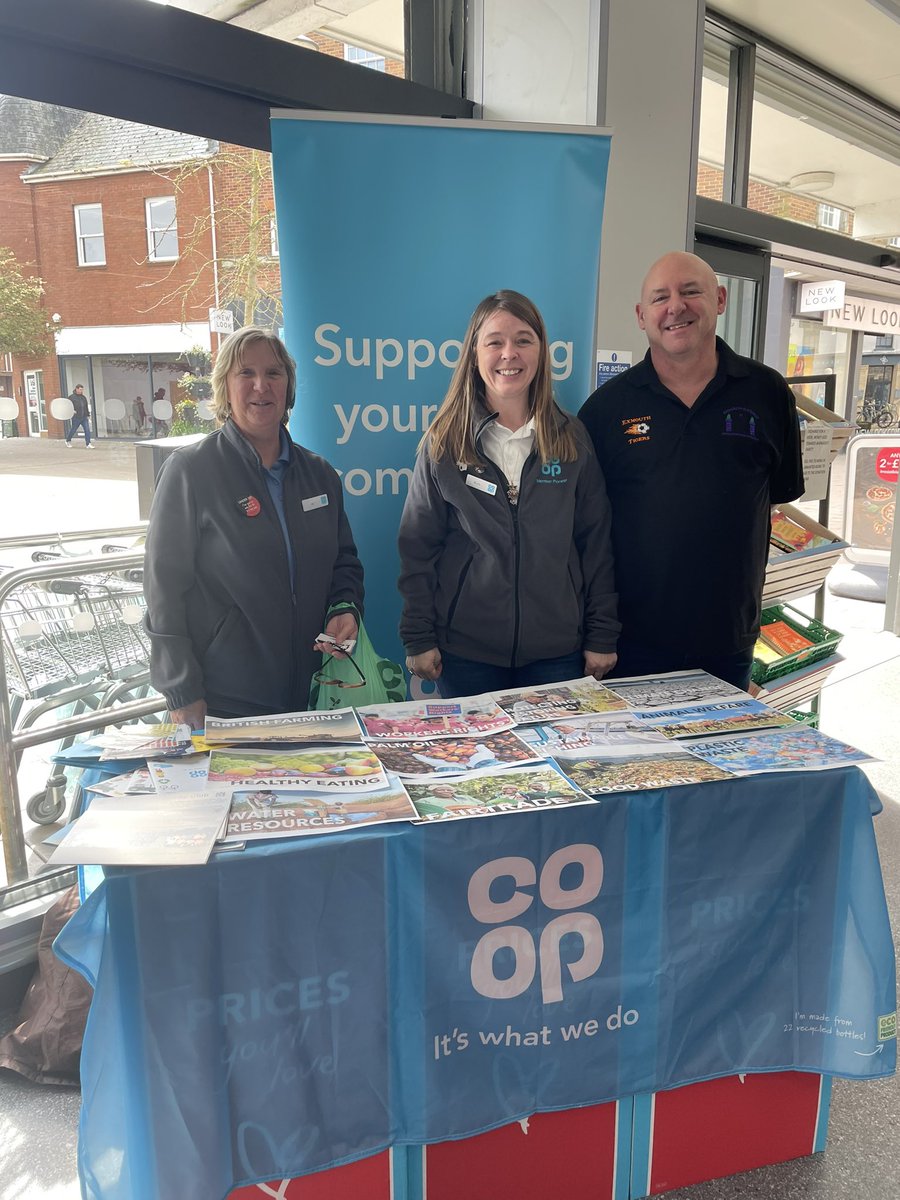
top-left (630, 1073), bottom-right (830, 1197)
top-left (421, 1101), bottom-right (630, 1200)
top-left (228, 1151), bottom-right (393, 1200)
top-left (226, 1076), bottom-right (828, 1200)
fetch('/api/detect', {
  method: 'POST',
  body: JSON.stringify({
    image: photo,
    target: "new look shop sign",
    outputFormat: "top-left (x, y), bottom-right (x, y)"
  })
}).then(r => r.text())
top-left (824, 294), bottom-right (900, 332)
top-left (799, 280), bottom-right (845, 312)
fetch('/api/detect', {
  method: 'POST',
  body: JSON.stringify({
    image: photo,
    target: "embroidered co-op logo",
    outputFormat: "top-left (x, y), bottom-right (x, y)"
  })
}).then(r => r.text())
top-left (468, 845), bottom-right (605, 1004)
top-left (237, 494), bottom-right (261, 517)
top-left (537, 459), bottom-right (567, 484)
top-left (722, 408), bottom-right (760, 440)
top-left (622, 415), bottom-right (651, 445)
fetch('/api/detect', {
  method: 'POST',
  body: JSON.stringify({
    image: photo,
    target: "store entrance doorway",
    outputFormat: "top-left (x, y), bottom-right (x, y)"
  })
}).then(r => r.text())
top-left (695, 238), bottom-right (769, 359)
top-left (861, 363), bottom-right (896, 428)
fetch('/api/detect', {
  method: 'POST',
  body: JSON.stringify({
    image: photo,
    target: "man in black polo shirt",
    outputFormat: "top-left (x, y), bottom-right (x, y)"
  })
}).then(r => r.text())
top-left (578, 251), bottom-right (803, 690)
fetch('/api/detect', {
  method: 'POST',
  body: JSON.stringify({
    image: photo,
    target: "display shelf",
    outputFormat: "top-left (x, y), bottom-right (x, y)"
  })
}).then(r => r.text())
top-left (755, 654), bottom-right (842, 711)
top-left (763, 504), bottom-right (847, 607)
top-left (793, 393), bottom-right (855, 462)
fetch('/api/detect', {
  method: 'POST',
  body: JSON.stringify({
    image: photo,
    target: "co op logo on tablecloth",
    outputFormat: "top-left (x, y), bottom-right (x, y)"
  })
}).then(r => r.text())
top-left (467, 843), bottom-right (611, 1006)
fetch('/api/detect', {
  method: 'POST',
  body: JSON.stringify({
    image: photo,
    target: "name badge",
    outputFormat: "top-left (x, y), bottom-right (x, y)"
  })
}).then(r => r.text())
top-left (302, 494), bottom-right (329, 512)
top-left (466, 474), bottom-right (497, 496)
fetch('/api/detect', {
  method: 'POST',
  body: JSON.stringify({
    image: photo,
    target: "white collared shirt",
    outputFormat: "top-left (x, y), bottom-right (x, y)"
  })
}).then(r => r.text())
top-left (480, 417), bottom-right (535, 490)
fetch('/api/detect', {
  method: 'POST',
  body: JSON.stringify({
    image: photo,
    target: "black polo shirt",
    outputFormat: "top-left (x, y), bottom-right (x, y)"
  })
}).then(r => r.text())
top-left (578, 338), bottom-right (804, 657)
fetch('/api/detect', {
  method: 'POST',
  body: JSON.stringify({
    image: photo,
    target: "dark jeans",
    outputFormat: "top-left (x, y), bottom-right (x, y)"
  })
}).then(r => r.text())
top-left (610, 639), bottom-right (754, 692)
top-left (68, 415), bottom-right (92, 445)
top-left (436, 649), bottom-right (586, 699)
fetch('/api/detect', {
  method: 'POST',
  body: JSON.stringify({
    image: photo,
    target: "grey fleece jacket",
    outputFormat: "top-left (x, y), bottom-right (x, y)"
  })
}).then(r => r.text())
top-left (397, 408), bottom-right (619, 668)
top-left (143, 420), bottom-right (364, 718)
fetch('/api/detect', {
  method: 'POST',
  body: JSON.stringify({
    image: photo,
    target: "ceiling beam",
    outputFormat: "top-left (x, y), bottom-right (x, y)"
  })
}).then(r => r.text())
top-left (0, 0), bottom-right (471, 151)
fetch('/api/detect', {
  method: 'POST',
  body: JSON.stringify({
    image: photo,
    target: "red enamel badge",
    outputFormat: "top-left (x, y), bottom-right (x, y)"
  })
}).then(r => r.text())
top-left (238, 495), bottom-right (261, 517)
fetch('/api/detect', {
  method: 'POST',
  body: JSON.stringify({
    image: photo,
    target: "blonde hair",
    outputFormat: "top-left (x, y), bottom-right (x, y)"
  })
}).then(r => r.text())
top-left (423, 290), bottom-right (578, 465)
top-left (211, 327), bottom-right (296, 425)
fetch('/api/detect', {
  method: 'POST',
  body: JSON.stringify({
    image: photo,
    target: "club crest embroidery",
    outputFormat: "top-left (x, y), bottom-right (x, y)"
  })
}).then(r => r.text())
top-left (622, 415), bottom-right (651, 445)
top-left (723, 408), bottom-right (760, 439)
top-left (238, 494), bottom-right (261, 517)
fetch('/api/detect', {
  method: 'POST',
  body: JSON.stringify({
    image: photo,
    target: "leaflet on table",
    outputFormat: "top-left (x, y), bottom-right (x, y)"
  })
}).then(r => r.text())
top-left (516, 711), bottom-right (671, 753)
top-left (206, 744), bottom-right (389, 792)
top-left (552, 741), bottom-right (736, 794)
top-left (604, 669), bottom-right (745, 709)
top-left (370, 730), bottom-right (541, 779)
top-left (406, 762), bottom-right (594, 823)
top-left (47, 789), bottom-right (233, 867)
top-left (491, 676), bottom-right (627, 724)
top-left (356, 695), bottom-right (514, 741)
top-left (631, 697), bottom-right (797, 740)
top-left (203, 707), bottom-right (362, 745)
top-left (148, 755), bottom-right (211, 794)
top-left (221, 772), bottom-right (417, 843)
top-left (85, 767), bottom-right (155, 798)
top-left (685, 726), bottom-right (874, 775)
top-left (95, 722), bottom-right (193, 761)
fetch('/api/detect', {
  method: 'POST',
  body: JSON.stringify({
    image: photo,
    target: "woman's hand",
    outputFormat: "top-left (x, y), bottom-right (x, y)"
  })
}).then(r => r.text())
top-left (169, 699), bottom-right (207, 732)
top-left (316, 611), bottom-right (359, 657)
top-left (406, 649), bottom-right (443, 681)
top-left (584, 651), bottom-right (617, 681)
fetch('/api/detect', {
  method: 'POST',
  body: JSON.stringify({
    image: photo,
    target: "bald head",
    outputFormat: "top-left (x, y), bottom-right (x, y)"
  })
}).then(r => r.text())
top-left (640, 252), bottom-right (718, 301)
top-left (635, 251), bottom-right (726, 368)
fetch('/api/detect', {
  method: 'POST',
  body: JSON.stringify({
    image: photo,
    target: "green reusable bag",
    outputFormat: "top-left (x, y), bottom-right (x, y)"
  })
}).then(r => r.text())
top-left (309, 613), bottom-right (406, 711)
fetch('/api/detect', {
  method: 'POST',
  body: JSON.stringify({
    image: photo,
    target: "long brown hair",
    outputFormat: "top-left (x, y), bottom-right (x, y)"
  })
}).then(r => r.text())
top-left (423, 290), bottom-right (578, 465)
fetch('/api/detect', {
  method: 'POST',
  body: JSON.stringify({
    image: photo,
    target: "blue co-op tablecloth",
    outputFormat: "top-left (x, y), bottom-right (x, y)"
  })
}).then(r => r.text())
top-left (56, 766), bottom-right (896, 1200)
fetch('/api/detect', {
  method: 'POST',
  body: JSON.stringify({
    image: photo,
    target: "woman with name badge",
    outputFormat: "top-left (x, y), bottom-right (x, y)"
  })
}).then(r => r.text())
top-left (398, 290), bottom-right (619, 699)
top-left (144, 327), bottom-right (364, 726)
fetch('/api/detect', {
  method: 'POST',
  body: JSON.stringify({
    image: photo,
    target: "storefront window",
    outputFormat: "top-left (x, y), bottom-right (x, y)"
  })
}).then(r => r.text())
top-left (697, 34), bottom-right (731, 204)
top-left (786, 317), bottom-right (851, 416)
top-left (748, 52), bottom-right (900, 245)
top-left (859, 334), bottom-right (900, 429)
top-left (700, 18), bottom-right (900, 253)
top-left (161, 0), bottom-right (405, 74)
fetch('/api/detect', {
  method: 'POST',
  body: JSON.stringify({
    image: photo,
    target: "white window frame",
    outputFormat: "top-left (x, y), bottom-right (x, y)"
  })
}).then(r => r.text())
top-left (344, 43), bottom-right (386, 72)
top-left (74, 203), bottom-right (106, 267)
top-left (145, 196), bottom-right (179, 262)
top-left (269, 214), bottom-right (279, 258)
top-left (816, 203), bottom-right (846, 232)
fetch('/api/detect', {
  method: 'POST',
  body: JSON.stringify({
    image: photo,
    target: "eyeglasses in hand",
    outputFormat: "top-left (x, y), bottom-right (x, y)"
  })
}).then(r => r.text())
top-left (313, 649), bottom-right (367, 689)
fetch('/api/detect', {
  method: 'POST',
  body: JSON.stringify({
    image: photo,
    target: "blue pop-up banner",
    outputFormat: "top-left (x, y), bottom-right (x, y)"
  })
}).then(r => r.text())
top-left (269, 113), bottom-right (611, 664)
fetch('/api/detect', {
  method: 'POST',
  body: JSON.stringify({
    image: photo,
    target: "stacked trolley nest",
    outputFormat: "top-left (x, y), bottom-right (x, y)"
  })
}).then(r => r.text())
top-left (0, 534), bottom-right (157, 828)
top-left (3, 574), bottom-right (149, 703)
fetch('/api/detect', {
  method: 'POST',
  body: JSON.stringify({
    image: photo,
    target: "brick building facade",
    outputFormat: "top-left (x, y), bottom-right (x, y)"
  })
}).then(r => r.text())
top-left (0, 100), bottom-right (281, 441)
top-left (0, 34), bottom-right (403, 442)
top-left (696, 160), bottom-right (854, 234)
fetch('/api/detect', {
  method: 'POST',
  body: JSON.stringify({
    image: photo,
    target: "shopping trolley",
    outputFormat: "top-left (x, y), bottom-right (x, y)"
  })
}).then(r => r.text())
top-left (2, 578), bottom-right (149, 701)
top-left (0, 539), bottom-right (161, 849)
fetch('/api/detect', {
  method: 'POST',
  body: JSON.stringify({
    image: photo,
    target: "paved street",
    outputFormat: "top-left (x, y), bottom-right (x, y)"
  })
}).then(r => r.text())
top-left (0, 436), bottom-right (142, 540)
